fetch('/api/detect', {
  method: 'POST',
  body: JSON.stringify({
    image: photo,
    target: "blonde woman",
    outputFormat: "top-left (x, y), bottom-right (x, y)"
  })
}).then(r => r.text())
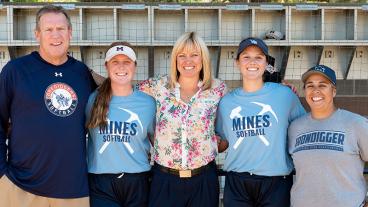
top-left (137, 32), bottom-right (228, 207)
top-left (86, 42), bottom-right (156, 207)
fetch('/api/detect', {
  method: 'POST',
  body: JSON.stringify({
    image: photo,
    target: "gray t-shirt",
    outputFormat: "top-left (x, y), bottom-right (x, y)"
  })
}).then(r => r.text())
top-left (288, 109), bottom-right (368, 207)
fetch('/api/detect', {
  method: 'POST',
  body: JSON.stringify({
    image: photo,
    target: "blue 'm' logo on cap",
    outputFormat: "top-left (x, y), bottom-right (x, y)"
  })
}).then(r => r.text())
top-left (116, 47), bottom-right (124, 51)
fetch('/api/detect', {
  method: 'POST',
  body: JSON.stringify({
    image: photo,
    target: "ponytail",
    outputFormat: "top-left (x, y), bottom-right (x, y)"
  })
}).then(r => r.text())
top-left (86, 78), bottom-right (112, 130)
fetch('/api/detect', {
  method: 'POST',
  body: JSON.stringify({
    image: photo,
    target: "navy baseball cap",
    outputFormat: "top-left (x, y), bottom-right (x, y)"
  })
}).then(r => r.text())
top-left (236, 37), bottom-right (275, 65)
top-left (302, 65), bottom-right (336, 86)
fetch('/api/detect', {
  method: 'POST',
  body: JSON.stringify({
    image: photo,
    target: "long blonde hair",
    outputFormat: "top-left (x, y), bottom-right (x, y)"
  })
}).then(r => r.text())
top-left (86, 41), bottom-right (136, 129)
top-left (169, 32), bottom-right (212, 90)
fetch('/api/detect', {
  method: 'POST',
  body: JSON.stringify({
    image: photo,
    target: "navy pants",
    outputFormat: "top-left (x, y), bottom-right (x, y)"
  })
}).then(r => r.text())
top-left (148, 162), bottom-right (219, 207)
top-left (89, 172), bottom-right (150, 207)
top-left (224, 171), bottom-right (292, 207)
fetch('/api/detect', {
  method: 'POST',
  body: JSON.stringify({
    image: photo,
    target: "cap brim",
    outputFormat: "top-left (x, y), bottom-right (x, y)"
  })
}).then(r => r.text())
top-left (237, 45), bottom-right (274, 63)
top-left (237, 41), bottom-right (269, 59)
top-left (105, 51), bottom-right (135, 62)
top-left (302, 70), bottom-right (335, 85)
top-left (104, 45), bottom-right (137, 63)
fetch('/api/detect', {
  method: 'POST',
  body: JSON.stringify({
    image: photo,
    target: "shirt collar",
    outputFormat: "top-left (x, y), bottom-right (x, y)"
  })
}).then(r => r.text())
top-left (174, 80), bottom-right (203, 103)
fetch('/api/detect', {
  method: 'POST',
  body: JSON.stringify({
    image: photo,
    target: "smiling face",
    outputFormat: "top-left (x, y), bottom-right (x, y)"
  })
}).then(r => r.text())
top-left (304, 73), bottom-right (336, 115)
top-left (35, 12), bottom-right (71, 65)
top-left (176, 46), bottom-right (203, 80)
top-left (236, 45), bottom-right (267, 82)
top-left (106, 54), bottom-right (136, 88)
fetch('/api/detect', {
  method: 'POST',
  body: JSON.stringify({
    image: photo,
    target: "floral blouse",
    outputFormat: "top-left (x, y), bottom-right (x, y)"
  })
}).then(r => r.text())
top-left (137, 75), bottom-right (227, 170)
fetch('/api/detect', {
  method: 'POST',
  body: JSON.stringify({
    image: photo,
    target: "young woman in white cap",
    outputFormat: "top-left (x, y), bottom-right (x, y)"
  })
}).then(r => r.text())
top-left (85, 42), bottom-right (156, 207)
top-left (288, 65), bottom-right (368, 207)
top-left (215, 37), bottom-right (306, 207)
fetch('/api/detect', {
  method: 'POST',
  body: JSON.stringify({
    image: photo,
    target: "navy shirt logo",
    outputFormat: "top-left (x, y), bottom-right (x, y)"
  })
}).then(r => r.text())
top-left (44, 82), bottom-right (78, 117)
top-left (54, 72), bottom-right (63, 77)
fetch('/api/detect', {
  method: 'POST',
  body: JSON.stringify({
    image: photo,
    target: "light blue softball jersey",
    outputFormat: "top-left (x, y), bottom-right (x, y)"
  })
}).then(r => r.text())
top-left (86, 89), bottom-right (156, 174)
top-left (216, 82), bottom-right (306, 176)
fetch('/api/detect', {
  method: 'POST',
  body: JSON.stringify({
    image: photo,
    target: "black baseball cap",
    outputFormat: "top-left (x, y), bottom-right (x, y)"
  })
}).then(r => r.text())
top-left (236, 37), bottom-right (275, 66)
top-left (302, 65), bottom-right (337, 86)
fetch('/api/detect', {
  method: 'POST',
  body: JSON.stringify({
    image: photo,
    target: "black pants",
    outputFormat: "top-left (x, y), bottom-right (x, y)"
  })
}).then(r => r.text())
top-left (89, 172), bottom-right (150, 207)
top-left (224, 171), bottom-right (292, 207)
top-left (148, 162), bottom-right (219, 207)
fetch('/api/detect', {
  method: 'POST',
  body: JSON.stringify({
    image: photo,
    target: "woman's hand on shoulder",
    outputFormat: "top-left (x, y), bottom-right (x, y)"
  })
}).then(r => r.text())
top-left (89, 68), bottom-right (106, 86)
top-left (217, 135), bottom-right (228, 153)
top-left (282, 80), bottom-right (299, 96)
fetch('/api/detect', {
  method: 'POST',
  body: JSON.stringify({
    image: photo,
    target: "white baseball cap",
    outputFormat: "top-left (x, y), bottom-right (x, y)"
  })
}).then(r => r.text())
top-left (105, 45), bottom-right (137, 62)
